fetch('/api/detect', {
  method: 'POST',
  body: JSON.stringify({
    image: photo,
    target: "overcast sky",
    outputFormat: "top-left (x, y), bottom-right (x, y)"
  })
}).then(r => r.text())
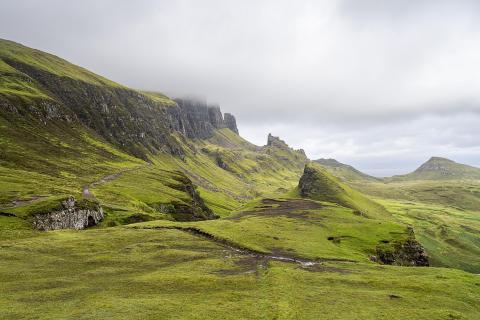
top-left (1, 0), bottom-right (480, 176)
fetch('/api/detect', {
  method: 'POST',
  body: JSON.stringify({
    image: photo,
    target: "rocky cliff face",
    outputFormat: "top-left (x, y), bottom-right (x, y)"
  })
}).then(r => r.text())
top-left (171, 98), bottom-right (239, 139)
top-left (32, 196), bottom-right (104, 231)
top-left (1, 58), bottom-right (241, 160)
top-left (224, 113), bottom-right (239, 134)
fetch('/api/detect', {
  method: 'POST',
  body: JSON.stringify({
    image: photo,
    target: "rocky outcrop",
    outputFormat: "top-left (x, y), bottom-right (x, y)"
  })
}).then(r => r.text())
top-left (298, 163), bottom-right (345, 200)
top-left (267, 133), bottom-right (289, 148)
top-left (224, 113), bottom-right (239, 134)
top-left (171, 98), bottom-right (239, 139)
top-left (375, 236), bottom-right (429, 267)
top-left (32, 196), bottom-right (103, 231)
top-left (2, 59), bottom-right (241, 160)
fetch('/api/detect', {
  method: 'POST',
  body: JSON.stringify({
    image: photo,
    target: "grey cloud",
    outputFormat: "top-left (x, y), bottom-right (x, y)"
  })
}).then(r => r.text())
top-left (1, 0), bottom-right (479, 174)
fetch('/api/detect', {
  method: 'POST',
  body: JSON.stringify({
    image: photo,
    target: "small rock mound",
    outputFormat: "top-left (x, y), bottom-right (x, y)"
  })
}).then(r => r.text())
top-left (375, 236), bottom-right (429, 267)
top-left (33, 196), bottom-right (103, 231)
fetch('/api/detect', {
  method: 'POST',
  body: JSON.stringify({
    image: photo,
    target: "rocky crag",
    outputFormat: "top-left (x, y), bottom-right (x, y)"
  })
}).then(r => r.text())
top-left (32, 196), bottom-right (103, 231)
top-left (169, 98), bottom-right (239, 139)
top-left (0, 40), bottom-right (239, 161)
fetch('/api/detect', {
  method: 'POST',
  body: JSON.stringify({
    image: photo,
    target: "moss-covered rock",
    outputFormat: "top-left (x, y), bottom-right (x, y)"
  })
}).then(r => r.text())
top-left (375, 236), bottom-right (429, 267)
top-left (32, 196), bottom-right (103, 231)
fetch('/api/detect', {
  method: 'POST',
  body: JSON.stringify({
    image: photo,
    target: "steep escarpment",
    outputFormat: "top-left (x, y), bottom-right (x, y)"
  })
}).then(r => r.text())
top-left (170, 98), bottom-right (239, 139)
top-left (0, 39), bottom-right (240, 161)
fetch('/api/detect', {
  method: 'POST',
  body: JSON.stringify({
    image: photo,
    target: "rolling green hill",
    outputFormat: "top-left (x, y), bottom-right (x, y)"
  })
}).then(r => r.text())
top-left (314, 158), bottom-right (379, 182)
top-left (310, 158), bottom-right (480, 272)
top-left (298, 162), bottom-right (390, 219)
top-left (390, 157), bottom-right (480, 181)
top-left (0, 39), bottom-right (479, 319)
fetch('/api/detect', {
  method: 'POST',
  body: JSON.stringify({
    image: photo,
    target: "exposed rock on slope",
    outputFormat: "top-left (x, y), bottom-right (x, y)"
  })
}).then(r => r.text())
top-left (375, 236), bottom-right (429, 267)
top-left (172, 98), bottom-right (239, 139)
top-left (32, 196), bottom-right (103, 231)
top-left (0, 39), bottom-right (241, 161)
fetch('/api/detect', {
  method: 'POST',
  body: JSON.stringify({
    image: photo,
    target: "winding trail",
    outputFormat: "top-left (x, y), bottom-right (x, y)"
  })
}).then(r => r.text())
top-left (2, 164), bottom-right (150, 209)
top-left (81, 164), bottom-right (149, 199)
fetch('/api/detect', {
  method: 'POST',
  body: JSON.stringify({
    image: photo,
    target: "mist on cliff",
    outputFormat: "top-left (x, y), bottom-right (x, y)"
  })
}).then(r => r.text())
top-left (1, 0), bottom-right (480, 175)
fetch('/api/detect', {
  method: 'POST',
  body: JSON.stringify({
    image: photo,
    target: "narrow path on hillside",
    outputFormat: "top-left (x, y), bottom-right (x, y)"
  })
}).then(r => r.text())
top-left (2, 163), bottom-right (151, 209)
top-left (82, 163), bottom-right (150, 199)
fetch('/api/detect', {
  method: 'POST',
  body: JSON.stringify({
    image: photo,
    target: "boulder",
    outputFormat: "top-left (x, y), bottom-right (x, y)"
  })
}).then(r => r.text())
top-left (32, 196), bottom-right (104, 231)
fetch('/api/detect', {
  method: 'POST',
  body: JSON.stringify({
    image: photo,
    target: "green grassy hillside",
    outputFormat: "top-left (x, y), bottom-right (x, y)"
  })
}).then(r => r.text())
top-left (298, 162), bottom-right (390, 219)
top-left (0, 39), bottom-right (479, 319)
top-left (314, 158), bottom-right (379, 182)
top-left (0, 226), bottom-right (478, 320)
top-left (390, 157), bottom-right (480, 181)
top-left (0, 39), bottom-right (308, 226)
top-left (0, 39), bottom-right (123, 101)
top-left (311, 158), bottom-right (480, 272)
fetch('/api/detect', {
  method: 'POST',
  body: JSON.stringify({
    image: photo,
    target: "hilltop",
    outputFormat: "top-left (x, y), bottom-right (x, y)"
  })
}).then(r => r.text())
top-left (390, 156), bottom-right (480, 181)
top-left (314, 158), bottom-right (378, 182)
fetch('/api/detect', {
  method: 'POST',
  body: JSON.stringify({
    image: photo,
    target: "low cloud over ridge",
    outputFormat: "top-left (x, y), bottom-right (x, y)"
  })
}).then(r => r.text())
top-left (1, 0), bottom-right (479, 175)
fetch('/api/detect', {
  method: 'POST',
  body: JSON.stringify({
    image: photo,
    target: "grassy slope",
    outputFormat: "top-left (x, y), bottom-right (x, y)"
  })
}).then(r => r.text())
top-left (314, 158), bottom-right (379, 182)
top-left (0, 39), bottom-right (478, 319)
top-left (134, 199), bottom-right (407, 262)
top-left (91, 128), bottom-right (306, 220)
top-left (0, 38), bottom-right (123, 101)
top-left (0, 223), bottom-right (477, 319)
top-left (299, 162), bottom-right (391, 220)
top-left (318, 159), bottom-right (480, 272)
top-left (0, 115), bottom-right (144, 207)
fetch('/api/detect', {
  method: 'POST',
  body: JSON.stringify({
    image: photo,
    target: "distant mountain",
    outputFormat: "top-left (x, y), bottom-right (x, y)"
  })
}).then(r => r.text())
top-left (314, 158), bottom-right (379, 182)
top-left (391, 157), bottom-right (480, 180)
